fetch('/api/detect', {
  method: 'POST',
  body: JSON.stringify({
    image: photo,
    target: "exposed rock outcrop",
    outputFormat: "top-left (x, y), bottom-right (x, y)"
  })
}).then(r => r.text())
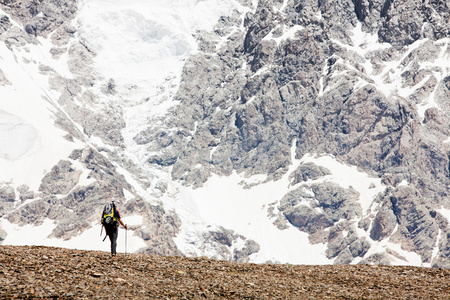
top-left (138, 0), bottom-right (450, 266)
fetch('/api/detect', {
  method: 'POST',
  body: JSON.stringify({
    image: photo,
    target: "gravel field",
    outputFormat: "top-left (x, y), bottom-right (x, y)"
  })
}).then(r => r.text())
top-left (1, 246), bottom-right (449, 299)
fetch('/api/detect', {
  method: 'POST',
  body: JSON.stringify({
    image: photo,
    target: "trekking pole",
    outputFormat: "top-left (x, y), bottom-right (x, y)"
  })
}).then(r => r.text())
top-left (125, 224), bottom-right (128, 257)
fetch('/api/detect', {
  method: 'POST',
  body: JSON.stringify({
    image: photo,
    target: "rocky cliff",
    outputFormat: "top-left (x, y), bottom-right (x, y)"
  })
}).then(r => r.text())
top-left (1, 0), bottom-right (450, 268)
top-left (142, 0), bottom-right (450, 267)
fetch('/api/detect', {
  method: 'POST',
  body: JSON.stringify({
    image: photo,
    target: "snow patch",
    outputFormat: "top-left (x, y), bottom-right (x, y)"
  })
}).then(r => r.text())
top-left (334, 22), bottom-right (390, 56)
top-left (0, 110), bottom-right (39, 161)
top-left (0, 218), bottom-right (146, 253)
top-left (174, 171), bottom-right (331, 264)
top-left (125, 215), bottom-right (144, 226)
top-left (0, 41), bottom-right (83, 190)
top-left (300, 154), bottom-right (385, 215)
top-left (263, 25), bottom-right (304, 46)
top-left (174, 144), bottom-right (385, 264)
top-left (77, 0), bottom-right (238, 101)
top-left (438, 208), bottom-right (450, 224)
top-left (360, 233), bottom-right (424, 267)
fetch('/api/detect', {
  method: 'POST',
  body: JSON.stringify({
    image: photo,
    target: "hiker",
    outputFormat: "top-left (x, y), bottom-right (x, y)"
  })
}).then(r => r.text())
top-left (101, 202), bottom-right (128, 256)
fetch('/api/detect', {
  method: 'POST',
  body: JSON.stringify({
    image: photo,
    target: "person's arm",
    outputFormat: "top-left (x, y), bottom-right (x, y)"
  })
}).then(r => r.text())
top-left (116, 208), bottom-right (128, 229)
top-left (118, 218), bottom-right (127, 229)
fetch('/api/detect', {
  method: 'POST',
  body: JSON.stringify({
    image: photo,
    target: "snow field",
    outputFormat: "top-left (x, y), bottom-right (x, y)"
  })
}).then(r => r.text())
top-left (173, 139), bottom-right (386, 264)
top-left (0, 216), bottom-right (146, 254)
top-left (0, 35), bottom-right (83, 191)
top-left (77, 0), bottom-right (238, 102)
top-left (263, 25), bottom-right (305, 46)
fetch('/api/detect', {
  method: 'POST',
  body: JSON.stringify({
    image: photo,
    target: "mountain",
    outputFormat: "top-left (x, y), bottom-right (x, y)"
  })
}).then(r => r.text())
top-left (1, 245), bottom-right (450, 299)
top-left (1, 0), bottom-right (450, 268)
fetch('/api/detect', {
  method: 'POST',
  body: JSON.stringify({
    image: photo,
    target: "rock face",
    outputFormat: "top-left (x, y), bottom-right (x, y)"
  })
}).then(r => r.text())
top-left (0, 0), bottom-right (77, 37)
top-left (138, 0), bottom-right (450, 266)
top-left (1, 0), bottom-right (450, 268)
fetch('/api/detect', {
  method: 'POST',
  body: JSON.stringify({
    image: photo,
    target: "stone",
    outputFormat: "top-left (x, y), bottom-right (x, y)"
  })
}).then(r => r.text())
top-left (0, 186), bottom-right (15, 202)
top-left (0, 228), bottom-right (6, 242)
top-left (39, 160), bottom-right (80, 195)
top-left (289, 163), bottom-right (331, 185)
top-left (370, 199), bottom-right (398, 241)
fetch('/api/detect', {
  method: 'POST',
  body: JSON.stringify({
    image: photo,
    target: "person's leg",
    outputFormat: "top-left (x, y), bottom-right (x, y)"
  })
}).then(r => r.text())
top-left (106, 226), bottom-right (118, 255)
top-left (111, 227), bottom-right (118, 255)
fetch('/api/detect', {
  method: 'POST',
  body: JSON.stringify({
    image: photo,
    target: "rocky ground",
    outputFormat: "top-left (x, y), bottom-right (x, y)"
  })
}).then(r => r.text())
top-left (1, 246), bottom-right (449, 299)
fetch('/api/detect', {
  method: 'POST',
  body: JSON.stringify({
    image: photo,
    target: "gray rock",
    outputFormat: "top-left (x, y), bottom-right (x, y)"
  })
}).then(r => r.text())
top-left (127, 199), bottom-right (182, 256)
top-left (198, 227), bottom-right (261, 263)
top-left (334, 248), bottom-right (353, 265)
top-left (0, 186), bottom-right (15, 202)
top-left (377, 0), bottom-right (424, 49)
top-left (49, 47), bottom-right (67, 59)
top-left (1, 25), bottom-right (36, 48)
top-left (0, 227), bottom-right (6, 242)
top-left (312, 183), bottom-right (361, 222)
top-left (17, 185), bottom-right (35, 202)
top-left (0, 14), bottom-right (11, 34)
top-left (51, 24), bottom-right (76, 47)
top-left (7, 199), bottom-right (52, 226)
top-left (0, 68), bottom-right (10, 86)
top-left (207, 227), bottom-right (236, 247)
top-left (283, 204), bottom-right (333, 234)
top-left (243, 0), bottom-right (279, 55)
top-left (349, 237), bottom-right (371, 258)
top-left (0, 0), bottom-right (77, 37)
top-left (154, 180), bottom-right (168, 194)
top-left (370, 198), bottom-right (398, 241)
top-left (278, 182), bottom-right (362, 243)
top-left (432, 227), bottom-right (450, 269)
top-left (0, 185), bottom-right (15, 218)
top-left (39, 160), bottom-right (80, 195)
top-left (326, 225), bottom-right (361, 260)
top-left (101, 79), bottom-right (116, 95)
top-left (388, 186), bottom-right (439, 263)
top-left (233, 240), bottom-right (260, 263)
top-left (360, 253), bottom-right (392, 266)
top-left (289, 163), bottom-right (331, 185)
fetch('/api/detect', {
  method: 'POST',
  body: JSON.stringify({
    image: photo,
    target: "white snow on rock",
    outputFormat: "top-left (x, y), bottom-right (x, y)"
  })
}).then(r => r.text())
top-left (0, 39), bottom-right (82, 191)
top-left (0, 110), bottom-right (39, 161)
top-left (299, 154), bottom-right (385, 215)
top-left (173, 142), bottom-right (384, 265)
top-left (174, 170), bottom-right (332, 265)
top-left (77, 0), bottom-right (238, 101)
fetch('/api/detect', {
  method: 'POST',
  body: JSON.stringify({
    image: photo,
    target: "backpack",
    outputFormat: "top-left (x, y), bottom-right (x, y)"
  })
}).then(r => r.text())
top-left (101, 202), bottom-right (118, 227)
